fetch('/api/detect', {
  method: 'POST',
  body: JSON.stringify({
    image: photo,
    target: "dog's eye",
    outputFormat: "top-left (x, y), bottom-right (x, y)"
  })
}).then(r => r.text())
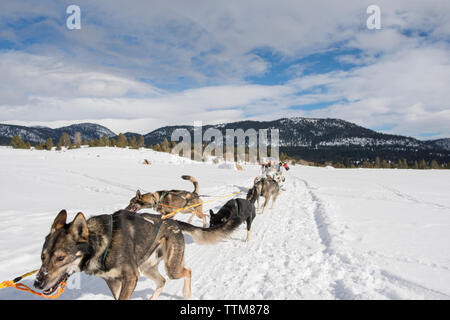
top-left (55, 256), bottom-right (66, 262)
top-left (41, 254), bottom-right (45, 261)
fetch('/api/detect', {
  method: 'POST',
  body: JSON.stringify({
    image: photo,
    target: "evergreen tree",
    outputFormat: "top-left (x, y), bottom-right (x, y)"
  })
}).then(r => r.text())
top-left (334, 162), bottom-right (345, 168)
top-left (362, 161), bottom-right (372, 168)
top-left (375, 156), bottom-right (381, 168)
top-left (116, 133), bottom-right (128, 148)
top-left (402, 158), bottom-right (408, 169)
top-left (10, 135), bottom-right (29, 149)
top-left (74, 132), bottom-right (82, 148)
top-left (430, 159), bottom-right (440, 169)
top-left (99, 134), bottom-right (110, 147)
top-left (58, 132), bottom-right (72, 148)
top-left (413, 161), bottom-right (419, 169)
top-left (137, 135), bottom-right (145, 148)
top-left (419, 159), bottom-right (427, 169)
top-left (46, 138), bottom-right (53, 151)
top-left (129, 136), bottom-right (138, 149)
top-left (161, 138), bottom-right (170, 152)
top-left (88, 139), bottom-right (96, 147)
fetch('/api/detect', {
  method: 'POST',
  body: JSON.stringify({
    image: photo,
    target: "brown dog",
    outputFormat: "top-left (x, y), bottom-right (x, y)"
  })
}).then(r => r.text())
top-left (126, 175), bottom-right (207, 227)
top-left (34, 210), bottom-right (191, 300)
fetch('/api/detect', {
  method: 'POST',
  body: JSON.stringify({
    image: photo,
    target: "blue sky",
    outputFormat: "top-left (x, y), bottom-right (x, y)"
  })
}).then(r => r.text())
top-left (0, 0), bottom-right (449, 138)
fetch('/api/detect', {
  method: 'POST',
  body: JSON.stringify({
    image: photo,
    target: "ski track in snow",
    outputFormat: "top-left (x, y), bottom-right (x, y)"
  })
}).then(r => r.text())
top-left (149, 171), bottom-right (450, 300)
top-left (291, 175), bottom-right (450, 300)
top-left (378, 184), bottom-right (450, 211)
top-left (0, 147), bottom-right (449, 300)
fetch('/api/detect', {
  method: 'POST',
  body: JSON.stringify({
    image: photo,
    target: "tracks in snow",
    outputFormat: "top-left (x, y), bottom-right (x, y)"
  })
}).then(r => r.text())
top-left (378, 184), bottom-right (450, 211)
top-left (291, 173), bottom-right (450, 299)
top-left (153, 172), bottom-right (450, 300)
top-left (68, 169), bottom-right (449, 300)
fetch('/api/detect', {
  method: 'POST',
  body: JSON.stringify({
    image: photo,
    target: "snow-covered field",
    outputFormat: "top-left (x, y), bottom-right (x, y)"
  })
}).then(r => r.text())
top-left (0, 146), bottom-right (449, 300)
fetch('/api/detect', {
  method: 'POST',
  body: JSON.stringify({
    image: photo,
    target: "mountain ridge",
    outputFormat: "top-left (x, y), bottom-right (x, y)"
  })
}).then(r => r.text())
top-left (1, 118), bottom-right (449, 163)
top-left (0, 122), bottom-right (116, 145)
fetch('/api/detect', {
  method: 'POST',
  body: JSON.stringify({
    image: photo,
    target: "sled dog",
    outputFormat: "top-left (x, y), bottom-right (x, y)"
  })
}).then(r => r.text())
top-left (34, 209), bottom-right (191, 300)
top-left (126, 175), bottom-right (207, 227)
top-left (246, 176), bottom-right (279, 214)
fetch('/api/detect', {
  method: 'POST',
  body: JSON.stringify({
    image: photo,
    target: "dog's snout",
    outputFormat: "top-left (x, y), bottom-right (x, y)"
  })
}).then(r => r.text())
top-left (34, 271), bottom-right (46, 289)
top-left (34, 277), bottom-right (44, 290)
top-left (126, 204), bottom-right (137, 212)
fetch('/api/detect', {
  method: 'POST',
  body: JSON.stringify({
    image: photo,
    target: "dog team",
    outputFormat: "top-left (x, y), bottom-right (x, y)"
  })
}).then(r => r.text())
top-left (33, 159), bottom-right (289, 300)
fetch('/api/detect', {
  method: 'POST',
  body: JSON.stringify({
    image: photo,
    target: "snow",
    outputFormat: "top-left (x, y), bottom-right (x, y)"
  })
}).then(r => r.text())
top-left (217, 162), bottom-right (236, 170)
top-left (317, 137), bottom-right (422, 147)
top-left (0, 146), bottom-right (449, 300)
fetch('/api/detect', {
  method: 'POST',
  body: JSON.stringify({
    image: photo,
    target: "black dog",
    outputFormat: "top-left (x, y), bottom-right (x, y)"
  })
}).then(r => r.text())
top-left (178, 194), bottom-right (257, 243)
top-left (209, 198), bottom-right (257, 242)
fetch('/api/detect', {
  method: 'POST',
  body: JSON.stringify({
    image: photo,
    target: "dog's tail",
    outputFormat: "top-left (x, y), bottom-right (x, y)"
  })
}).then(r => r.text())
top-left (246, 186), bottom-right (258, 205)
top-left (182, 175), bottom-right (199, 194)
top-left (177, 219), bottom-right (241, 244)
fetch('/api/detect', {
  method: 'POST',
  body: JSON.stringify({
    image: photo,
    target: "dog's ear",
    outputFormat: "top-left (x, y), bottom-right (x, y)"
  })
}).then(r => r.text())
top-left (51, 209), bottom-right (67, 233)
top-left (69, 212), bottom-right (89, 243)
top-left (209, 209), bottom-right (215, 217)
top-left (136, 190), bottom-right (142, 199)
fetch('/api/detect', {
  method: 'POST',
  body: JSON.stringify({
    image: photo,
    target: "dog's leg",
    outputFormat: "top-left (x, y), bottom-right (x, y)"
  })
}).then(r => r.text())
top-left (164, 234), bottom-right (191, 299)
top-left (118, 276), bottom-right (138, 300)
top-left (196, 205), bottom-right (207, 228)
top-left (270, 193), bottom-right (279, 210)
top-left (262, 196), bottom-right (268, 214)
top-left (245, 217), bottom-right (252, 242)
top-left (198, 212), bottom-right (207, 228)
top-left (142, 264), bottom-right (166, 300)
top-left (105, 278), bottom-right (122, 300)
top-left (181, 267), bottom-right (192, 299)
top-left (165, 264), bottom-right (192, 299)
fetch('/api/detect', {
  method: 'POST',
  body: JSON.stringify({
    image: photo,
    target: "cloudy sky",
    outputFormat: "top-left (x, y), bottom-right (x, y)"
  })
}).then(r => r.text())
top-left (1, 0), bottom-right (449, 138)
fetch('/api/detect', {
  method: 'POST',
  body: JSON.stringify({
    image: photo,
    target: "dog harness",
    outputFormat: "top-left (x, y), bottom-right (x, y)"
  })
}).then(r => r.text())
top-left (153, 191), bottom-right (168, 209)
top-left (101, 213), bottom-right (163, 272)
top-left (155, 191), bottom-right (195, 212)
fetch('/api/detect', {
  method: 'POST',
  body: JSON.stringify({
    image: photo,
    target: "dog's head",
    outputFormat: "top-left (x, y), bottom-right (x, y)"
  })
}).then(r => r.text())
top-left (246, 186), bottom-right (257, 200)
top-left (126, 190), bottom-right (156, 212)
top-left (209, 209), bottom-right (228, 227)
top-left (34, 210), bottom-right (89, 295)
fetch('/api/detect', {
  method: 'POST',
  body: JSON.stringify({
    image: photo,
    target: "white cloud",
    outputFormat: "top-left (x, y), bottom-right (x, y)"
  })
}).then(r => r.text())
top-left (1, 1), bottom-right (450, 138)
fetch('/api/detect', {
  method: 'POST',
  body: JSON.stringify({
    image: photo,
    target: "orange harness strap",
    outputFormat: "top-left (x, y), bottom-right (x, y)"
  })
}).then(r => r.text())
top-left (158, 202), bottom-right (203, 215)
top-left (0, 270), bottom-right (66, 299)
top-left (162, 189), bottom-right (248, 220)
top-left (10, 281), bottom-right (66, 299)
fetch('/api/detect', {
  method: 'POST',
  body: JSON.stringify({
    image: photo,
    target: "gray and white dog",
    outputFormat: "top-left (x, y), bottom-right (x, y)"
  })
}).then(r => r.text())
top-left (246, 176), bottom-right (280, 214)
